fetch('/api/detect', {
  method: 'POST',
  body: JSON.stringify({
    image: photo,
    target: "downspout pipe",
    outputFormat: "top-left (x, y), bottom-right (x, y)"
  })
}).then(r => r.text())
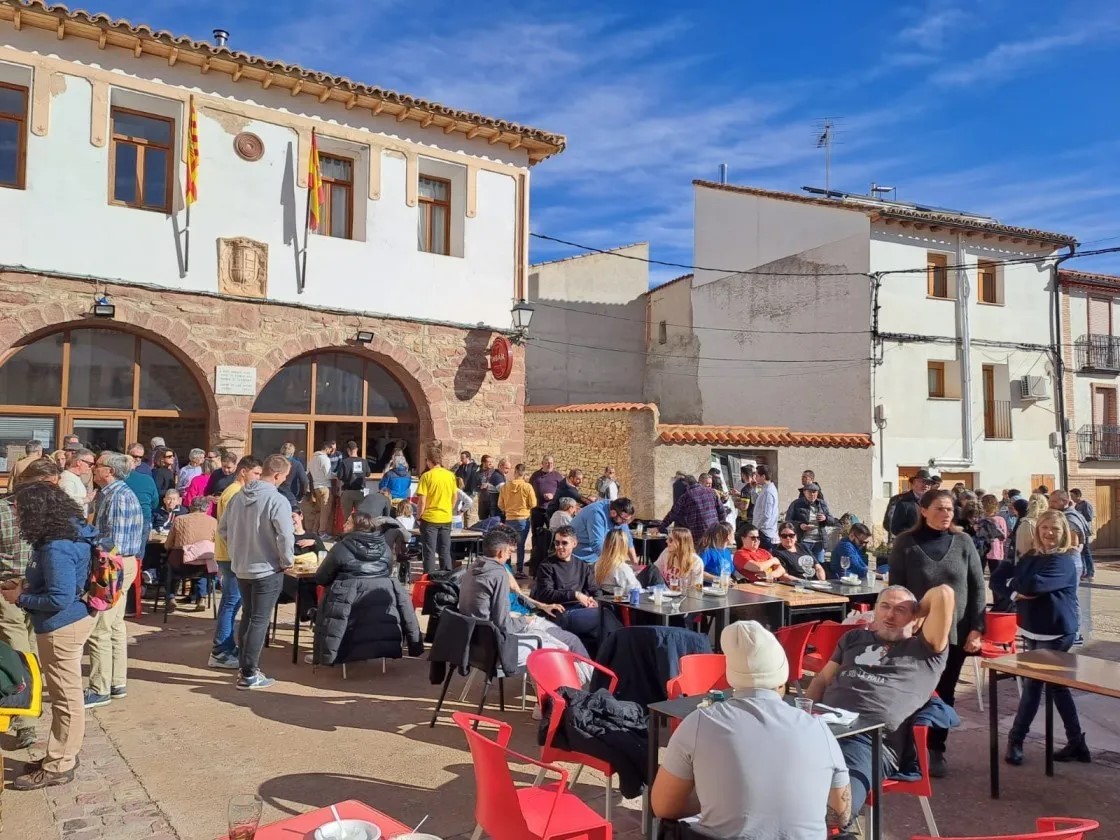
top-left (1053, 243), bottom-right (1078, 488)
top-left (936, 234), bottom-right (973, 471)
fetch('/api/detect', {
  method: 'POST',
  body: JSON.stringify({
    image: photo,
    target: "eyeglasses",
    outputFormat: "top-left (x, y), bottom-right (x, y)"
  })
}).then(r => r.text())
top-left (80, 460), bottom-right (95, 467)
top-left (745, 535), bottom-right (760, 541)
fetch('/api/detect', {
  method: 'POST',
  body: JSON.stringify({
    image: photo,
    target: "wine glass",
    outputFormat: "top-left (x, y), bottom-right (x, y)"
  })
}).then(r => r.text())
top-left (798, 555), bottom-right (815, 581)
top-left (839, 556), bottom-right (851, 577)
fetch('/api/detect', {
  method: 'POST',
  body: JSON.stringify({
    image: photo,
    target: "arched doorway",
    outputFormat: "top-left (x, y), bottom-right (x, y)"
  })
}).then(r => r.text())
top-left (0, 326), bottom-right (209, 473)
top-left (250, 351), bottom-right (420, 470)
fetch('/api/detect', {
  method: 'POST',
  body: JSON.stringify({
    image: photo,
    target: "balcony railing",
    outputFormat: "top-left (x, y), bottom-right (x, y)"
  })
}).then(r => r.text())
top-left (1077, 424), bottom-right (1120, 460)
top-left (984, 400), bottom-right (1012, 440)
top-left (1075, 334), bottom-right (1120, 371)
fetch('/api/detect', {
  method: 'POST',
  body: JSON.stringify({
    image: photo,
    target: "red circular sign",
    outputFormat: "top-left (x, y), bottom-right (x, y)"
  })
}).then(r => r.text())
top-left (489, 336), bottom-right (513, 381)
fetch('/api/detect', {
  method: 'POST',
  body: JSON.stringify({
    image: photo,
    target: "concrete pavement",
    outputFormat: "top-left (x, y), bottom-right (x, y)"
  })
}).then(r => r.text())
top-left (4, 568), bottom-right (1120, 839)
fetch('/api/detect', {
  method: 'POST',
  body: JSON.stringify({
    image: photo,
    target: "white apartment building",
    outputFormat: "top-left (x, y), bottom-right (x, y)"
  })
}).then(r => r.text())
top-left (0, 1), bottom-right (563, 474)
top-left (641, 180), bottom-right (1077, 522)
top-left (1062, 269), bottom-right (1120, 551)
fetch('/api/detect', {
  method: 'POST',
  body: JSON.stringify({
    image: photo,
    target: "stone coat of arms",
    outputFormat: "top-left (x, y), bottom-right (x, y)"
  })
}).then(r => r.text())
top-left (218, 237), bottom-right (268, 298)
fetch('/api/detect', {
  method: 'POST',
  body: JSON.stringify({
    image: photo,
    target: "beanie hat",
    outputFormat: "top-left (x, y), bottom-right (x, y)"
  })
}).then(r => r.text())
top-left (720, 620), bottom-right (789, 690)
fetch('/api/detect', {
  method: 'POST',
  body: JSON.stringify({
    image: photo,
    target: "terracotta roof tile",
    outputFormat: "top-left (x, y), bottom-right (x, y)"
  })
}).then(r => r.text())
top-left (657, 424), bottom-right (873, 449)
top-left (693, 180), bottom-right (1076, 246)
top-left (7, 1), bottom-right (564, 162)
top-left (1059, 269), bottom-right (1120, 291)
top-left (525, 403), bottom-right (655, 414)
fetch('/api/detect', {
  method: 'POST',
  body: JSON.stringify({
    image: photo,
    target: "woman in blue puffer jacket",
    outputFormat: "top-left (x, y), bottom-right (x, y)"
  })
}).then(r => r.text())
top-left (378, 452), bottom-right (413, 501)
top-left (0, 482), bottom-right (95, 791)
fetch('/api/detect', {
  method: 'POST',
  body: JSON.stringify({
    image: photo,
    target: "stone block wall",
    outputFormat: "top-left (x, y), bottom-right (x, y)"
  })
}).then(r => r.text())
top-left (0, 271), bottom-right (525, 461)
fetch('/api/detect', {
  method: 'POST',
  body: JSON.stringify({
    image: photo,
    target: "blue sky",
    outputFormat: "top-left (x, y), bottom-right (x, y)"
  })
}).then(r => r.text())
top-left (124, 0), bottom-right (1119, 283)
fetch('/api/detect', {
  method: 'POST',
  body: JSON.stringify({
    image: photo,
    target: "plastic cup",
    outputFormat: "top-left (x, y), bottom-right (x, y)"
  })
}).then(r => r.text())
top-left (794, 698), bottom-right (814, 715)
top-left (228, 794), bottom-right (263, 840)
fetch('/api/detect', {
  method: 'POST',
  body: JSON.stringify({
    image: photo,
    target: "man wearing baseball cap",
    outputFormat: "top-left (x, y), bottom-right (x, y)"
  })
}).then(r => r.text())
top-left (652, 621), bottom-right (851, 838)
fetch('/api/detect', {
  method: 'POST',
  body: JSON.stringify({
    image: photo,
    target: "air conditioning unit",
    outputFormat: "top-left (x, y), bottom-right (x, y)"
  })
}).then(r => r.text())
top-left (1018, 375), bottom-right (1050, 401)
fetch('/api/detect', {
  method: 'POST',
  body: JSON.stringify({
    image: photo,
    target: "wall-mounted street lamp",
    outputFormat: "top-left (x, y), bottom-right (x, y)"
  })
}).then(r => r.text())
top-left (510, 299), bottom-right (534, 345)
top-left (354, 329), bottom-right (375, 344)
top-left (92, 295), bottom-right (115, 318)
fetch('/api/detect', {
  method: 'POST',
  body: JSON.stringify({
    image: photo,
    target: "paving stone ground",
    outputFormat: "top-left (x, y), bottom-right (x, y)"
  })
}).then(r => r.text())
top-left (4, 564), bottom-right (1120, 839)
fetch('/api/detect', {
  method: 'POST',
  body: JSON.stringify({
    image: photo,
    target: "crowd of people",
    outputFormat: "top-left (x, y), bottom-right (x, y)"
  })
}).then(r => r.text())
top-left (0, 431), bottom-right (1099, 832)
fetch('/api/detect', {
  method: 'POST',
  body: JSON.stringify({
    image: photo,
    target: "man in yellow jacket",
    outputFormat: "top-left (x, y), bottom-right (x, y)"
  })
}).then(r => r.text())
top-left (499, 463), bottom-right (538, 576)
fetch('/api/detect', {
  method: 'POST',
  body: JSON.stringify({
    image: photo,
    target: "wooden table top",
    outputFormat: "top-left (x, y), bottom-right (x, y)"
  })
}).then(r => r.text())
top-left (982, 650), bottom-right (1120, 699)
top-left (408, 528), bottom-right (482, 540)
top-left (734, 582), bottom-right (850, 607)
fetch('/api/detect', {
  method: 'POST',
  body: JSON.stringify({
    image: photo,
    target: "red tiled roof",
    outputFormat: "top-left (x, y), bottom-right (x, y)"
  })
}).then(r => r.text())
top-left (693, 180), bottom-right (1076, 246)
top-left (1059, 269), bottom-right (1120, 291)
top-left (657, 424), bottom-right (873, 449)
top-left (3, 1), bottom-right (564, 163)
top-left (525, 403), bottom-right (655, 414)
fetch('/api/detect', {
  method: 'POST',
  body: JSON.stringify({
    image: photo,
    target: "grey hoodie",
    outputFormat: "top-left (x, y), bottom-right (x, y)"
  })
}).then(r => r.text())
top-left (218, 480), bottom-right (295, 580)
top-left (458, 556), bottom-right (512, 631)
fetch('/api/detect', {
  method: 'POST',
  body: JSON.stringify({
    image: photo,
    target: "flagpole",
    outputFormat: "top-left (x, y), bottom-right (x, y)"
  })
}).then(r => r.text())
top-left (300, 128), bottom-right (314, 294)
top-left (184, 201), bottom-right (191, 274)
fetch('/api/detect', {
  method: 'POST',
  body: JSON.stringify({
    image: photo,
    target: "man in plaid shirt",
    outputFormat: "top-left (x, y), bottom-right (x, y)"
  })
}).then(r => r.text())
top-left (85, 451), bottom-right (144, 708)
top-left (661, 474), bottom-right (723, 545)
top-left (0, 494), bottom-right (37, 746)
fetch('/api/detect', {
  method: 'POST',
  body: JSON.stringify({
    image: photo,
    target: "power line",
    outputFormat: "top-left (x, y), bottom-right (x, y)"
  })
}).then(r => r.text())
top-left (530, 232), bottom-right (1120, 279)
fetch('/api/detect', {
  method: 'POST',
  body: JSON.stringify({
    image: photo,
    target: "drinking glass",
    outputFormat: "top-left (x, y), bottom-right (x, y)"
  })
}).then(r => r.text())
top-left (794, 697), bottom-right (814, 715)
top-left (840, 557), bottom-right (851, 575)
top-left (228, 794), bottom-right (263, 840)
top-left (798, 555), bottom-right (815, 580)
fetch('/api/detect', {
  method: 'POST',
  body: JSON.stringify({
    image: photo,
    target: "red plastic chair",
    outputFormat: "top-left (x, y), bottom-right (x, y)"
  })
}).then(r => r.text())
top-left (527, 648), bottom-right (620, 820)
top-left (411, 573), bottom-right (431, 611)
top-left (802, 621), bottom-right (861, 673)
top-left (910, 817), bottom-right (1099, 840)
top-left (774, 621), bottom-right (817, 692)
top-left (973, 611), bottom-right (1019, 711)
top-left (866, 724), bottom-right (938, 837)
top-left (666, 654), bottom-right (729, 700)
top-left (452, 711), bottom-right (612, 840)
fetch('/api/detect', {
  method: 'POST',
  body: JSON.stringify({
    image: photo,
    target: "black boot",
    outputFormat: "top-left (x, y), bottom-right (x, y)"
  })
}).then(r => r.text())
top-left (928, 749), bottom-right (948, 778)
top-left (1005, 737), bottom-right (1024, 765)
top-left (1054, 734), bottom-right (1091, 763)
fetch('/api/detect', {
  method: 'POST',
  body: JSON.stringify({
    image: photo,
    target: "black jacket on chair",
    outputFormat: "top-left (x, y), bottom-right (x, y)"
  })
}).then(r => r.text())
top-left (427, 608), bottom-right (520, 685)
top-left (422, 566), bottom-right (467, 642)
top-left (313, 530), bottom-right (422, 666)
top-left (593, 626), bottom-right (713, 708)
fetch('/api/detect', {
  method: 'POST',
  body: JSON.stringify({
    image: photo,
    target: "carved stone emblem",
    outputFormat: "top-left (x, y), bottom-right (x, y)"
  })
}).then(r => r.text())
top-left (218, 237), bottom-right (268, 298)
top-left (234, 132), bottom-right (264, 161)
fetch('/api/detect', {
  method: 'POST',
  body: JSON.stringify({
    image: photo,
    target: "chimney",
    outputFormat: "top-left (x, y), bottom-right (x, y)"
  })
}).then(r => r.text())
top-left (212, 29), bottom-right (229, 47)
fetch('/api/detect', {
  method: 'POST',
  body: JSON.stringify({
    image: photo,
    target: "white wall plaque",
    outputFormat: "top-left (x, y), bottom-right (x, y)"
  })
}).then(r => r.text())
top-left (215, 365), bottom-right (258, 396)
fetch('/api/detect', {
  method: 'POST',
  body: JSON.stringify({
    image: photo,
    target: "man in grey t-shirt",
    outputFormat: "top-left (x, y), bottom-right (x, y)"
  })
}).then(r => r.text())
top-left (807, 584), bottom-right (954, 836)
top-left (653, 621), bottom-right (851, 838)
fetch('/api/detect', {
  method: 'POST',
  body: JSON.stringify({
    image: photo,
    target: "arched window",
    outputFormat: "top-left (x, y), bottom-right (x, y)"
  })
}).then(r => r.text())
top-left (0, 327), bottom-right (208, 472)
top-left (250, 352), bottom-right (418, 470)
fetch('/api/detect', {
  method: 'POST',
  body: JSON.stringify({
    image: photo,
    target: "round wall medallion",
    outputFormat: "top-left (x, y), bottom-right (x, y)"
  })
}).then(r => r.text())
top-left (234, 132), bottom-right (264, 161)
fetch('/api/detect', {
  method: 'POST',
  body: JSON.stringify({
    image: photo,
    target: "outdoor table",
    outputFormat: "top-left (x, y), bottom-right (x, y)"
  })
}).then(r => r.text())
top-left (644, 693), bottom-right (885, 840)
top-left (596, 588), bottom-right (782, 651)
top-left (632, 531), bottom-right (667, 564)
top-left (409, 528), bottom-right (484, 561)
top-left (984, 650), bottom-right (1120, 798)
top-left (278, 565), bottom-right (320, 664)
top-left (217, 799), bottom-right (410, 839)
top-left (734, 581), bottom-right (849, 625)
top-left (808, 578), bottom-right (884, 604)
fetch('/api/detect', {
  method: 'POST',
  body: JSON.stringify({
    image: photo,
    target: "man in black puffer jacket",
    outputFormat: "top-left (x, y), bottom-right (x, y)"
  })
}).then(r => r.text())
top-left (313, 511), bottom-right (423, 666)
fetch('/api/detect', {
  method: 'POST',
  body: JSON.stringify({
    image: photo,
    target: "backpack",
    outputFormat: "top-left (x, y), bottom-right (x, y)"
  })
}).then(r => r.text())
top-left (82, 540), bottom-right (125, 612)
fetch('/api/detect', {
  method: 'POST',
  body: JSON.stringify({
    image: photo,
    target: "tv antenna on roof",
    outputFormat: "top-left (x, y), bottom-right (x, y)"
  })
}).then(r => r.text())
top-left (815, 119), bottom-right (834, 194)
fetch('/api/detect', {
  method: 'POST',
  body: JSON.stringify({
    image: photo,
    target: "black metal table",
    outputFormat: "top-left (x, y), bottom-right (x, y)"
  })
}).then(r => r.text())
top-left (632, 533), bottom-right (667, 565)
top-left (644, 692), bottom-right (885, 840)
top-left (596, 589), bottom-right (782, 651)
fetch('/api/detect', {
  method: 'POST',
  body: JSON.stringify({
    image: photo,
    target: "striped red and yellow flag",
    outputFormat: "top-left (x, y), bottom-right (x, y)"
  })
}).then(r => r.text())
top-left (185, 97), bottom-right (199, 206)
top-left (308, 130), bottom-right (324, 231)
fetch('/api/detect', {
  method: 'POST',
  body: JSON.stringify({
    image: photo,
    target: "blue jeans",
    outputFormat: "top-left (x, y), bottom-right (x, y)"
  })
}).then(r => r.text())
top-left (839, 733), bottom-right (897, 822)
top-left (1082, 540), bottom-right (1095, 577)
top-left (212, 561), bottom-right (242, 656)
top-left (804, 542), bottom-right (825, 570)
top-left (509, 518), bottom-right (530, 573)
top-left (1010, 634), bottom-right (1081, 742)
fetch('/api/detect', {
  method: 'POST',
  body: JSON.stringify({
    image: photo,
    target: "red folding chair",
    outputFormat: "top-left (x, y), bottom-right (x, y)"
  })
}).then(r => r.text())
top-left (527, 648), bottom-right (619, 820)
top-left (666, 653), bottom-right (729, 700)
top-left (973, 611), bottom-right (1019, 711)
top-left (910, 817), bottom-right (1099, 840)
top-left (452, 711), bottom-right (612, 840)
top-left (802, 621), bottom-right (861, 673)
top-left (774, 620), bottom-right (817, 693)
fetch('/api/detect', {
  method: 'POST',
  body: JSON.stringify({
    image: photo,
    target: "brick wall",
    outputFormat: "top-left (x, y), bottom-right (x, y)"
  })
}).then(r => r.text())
top-left (0, 271), bottom-right (524, 460)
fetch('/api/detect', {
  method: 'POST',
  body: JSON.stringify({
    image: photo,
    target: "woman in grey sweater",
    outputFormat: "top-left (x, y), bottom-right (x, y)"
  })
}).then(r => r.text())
top-left (888, 488), bottom-right (986, 779)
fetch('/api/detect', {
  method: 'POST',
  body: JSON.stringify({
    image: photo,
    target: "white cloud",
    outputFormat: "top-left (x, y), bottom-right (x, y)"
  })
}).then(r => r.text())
top-left (932, 25), bottom-right (1119, 86)
top-left (900, 6), bottom-right (968, 46)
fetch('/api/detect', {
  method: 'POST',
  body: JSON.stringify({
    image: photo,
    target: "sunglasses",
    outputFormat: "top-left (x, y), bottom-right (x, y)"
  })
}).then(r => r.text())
top-left (745, 535), bottom-right (760, 540)
top-left (780, 533), bottom-right (796, 538)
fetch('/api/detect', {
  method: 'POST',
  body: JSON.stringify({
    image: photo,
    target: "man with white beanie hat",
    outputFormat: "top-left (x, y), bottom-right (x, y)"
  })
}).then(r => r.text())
top-left (652, 620), bottom-right (852, 839)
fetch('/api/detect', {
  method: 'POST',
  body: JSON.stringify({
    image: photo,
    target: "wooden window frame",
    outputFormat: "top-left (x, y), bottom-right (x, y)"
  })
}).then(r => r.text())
top-left (418, 175), bottom-right (452, 256)
top-left (108, 107), bottom-right (174, 213)
top-left (658, 320), bottom-right (667, 344)
top-left (318, 152), bottom-right (354, 240)
top-left (927, 252), bottom-right (950, 299)
top-left (0, 81), bottom-right (29, 191)
top-left (927, 361), bottom-right (946, 398)
top-left (978, 260), bottom-right (1000, 305)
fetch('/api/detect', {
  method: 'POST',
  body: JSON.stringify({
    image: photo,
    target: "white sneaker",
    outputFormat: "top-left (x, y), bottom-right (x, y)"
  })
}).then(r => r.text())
top-left (532, 703), bottom-right (543, 721)
top-left (304, 654), bottom-right (315, 665)
top-left (208, 652), bottom-right (239, 670)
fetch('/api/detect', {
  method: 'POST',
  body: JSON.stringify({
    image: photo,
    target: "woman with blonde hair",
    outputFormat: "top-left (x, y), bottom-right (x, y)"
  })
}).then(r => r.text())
top-left (654, 527), bottom-right (704, 591)
top-left (1015, 494), bottom-right (1050, 560)
top-left (1005, 510), bottom-right (1086, 765)
top-left (594, 529), bottom-right (641, 595)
